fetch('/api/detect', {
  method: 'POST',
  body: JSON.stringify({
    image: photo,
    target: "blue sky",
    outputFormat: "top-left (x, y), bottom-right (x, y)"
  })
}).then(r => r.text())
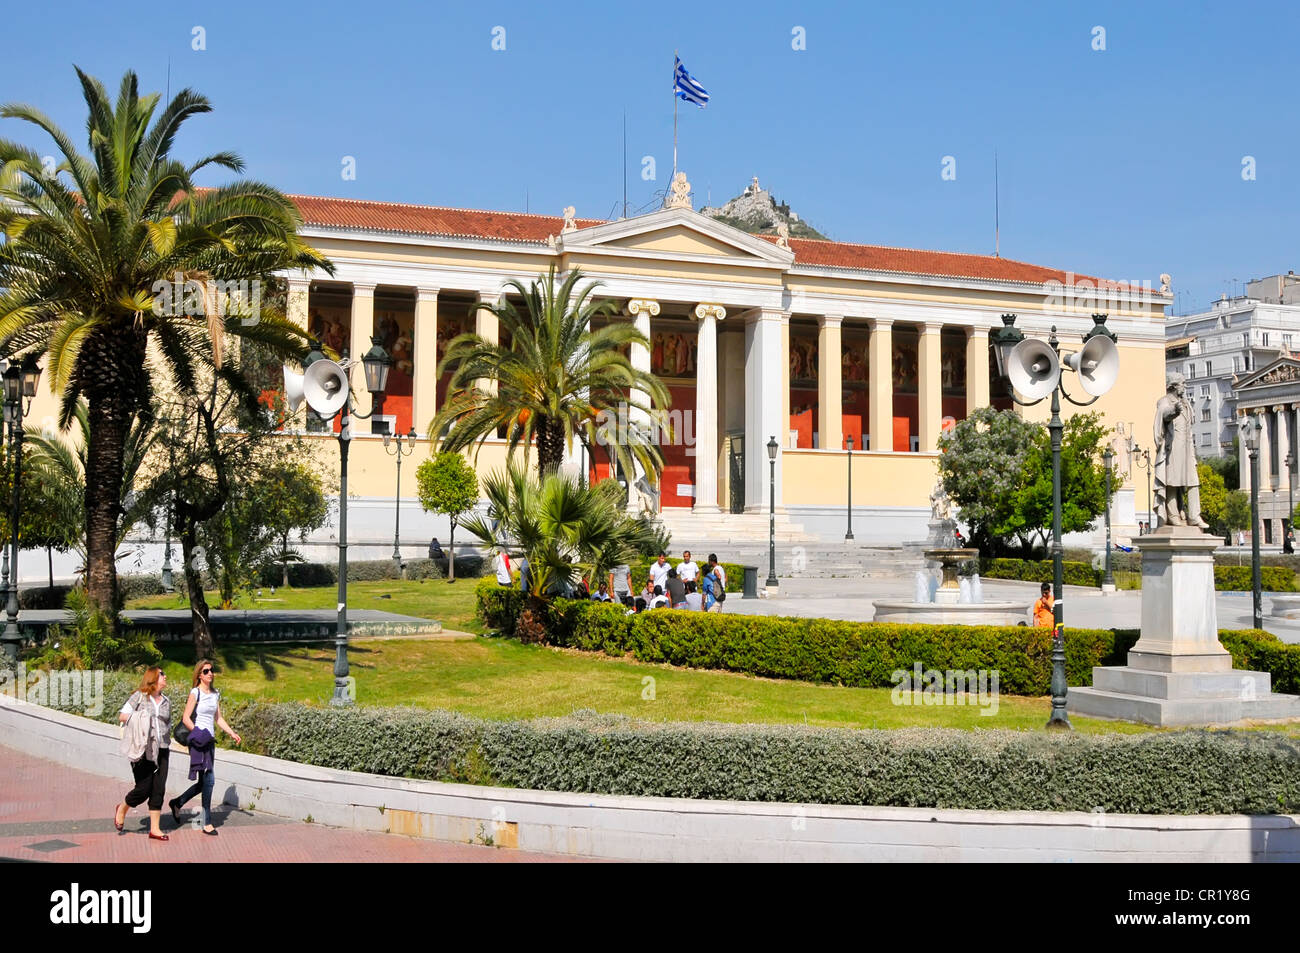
top-left (4, 0), bottom-right (1298, 314)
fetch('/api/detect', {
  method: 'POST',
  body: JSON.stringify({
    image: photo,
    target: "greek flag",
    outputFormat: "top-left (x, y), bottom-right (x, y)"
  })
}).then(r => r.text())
top-left (673, 57), bottom-right (709, 107)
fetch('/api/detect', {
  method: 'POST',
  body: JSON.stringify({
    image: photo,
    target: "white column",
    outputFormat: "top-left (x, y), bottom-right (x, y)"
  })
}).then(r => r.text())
top-left (1276, 405), bottom-right (1290, 489)
top-left (918, 321), bottom-right (943, 451)
top-left (349, 282), bottom-right (376, 424)
top-left (744, 309), bottom-right (784, 513)
top-left (693, 303), bottom-right (725, 513)
top-left (475, 289), bottom-right (501, 397)
top-left (413, 288), bottom-right (439, 436)
top-left (1237, 412), bottom-right (1251, 506)
top-left (627, 300), bottom-right (658, 425)
top-left (868, 318), bottom-right (893, 452)
top-left (818, 314), bottom-right (843, 451)
top-left (286, 278), bottom-right (311, 334)
top-left (965, 326), bottom-right (990, 413)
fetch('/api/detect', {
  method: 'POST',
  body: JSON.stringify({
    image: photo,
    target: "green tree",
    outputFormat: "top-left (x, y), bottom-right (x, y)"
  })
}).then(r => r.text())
top-left (1225, 491), bottom-right (1251, 540)
top-left (1197, 462), bottom-right (1230, 541)
top-left (939, 408), bottom-right (1115, 557)
top-left (0, 68), bottom-right (331, 623)
top-left (0, 443), bottom-right (74, 587)
top-left (415, 452), bottom-right (479, 583)
top-left (430, 267), bottom-right (669, 479)
top-left (1205, 436), bottom-right (1240, 491)
top-left (258, 461), bottom-right (330, 587)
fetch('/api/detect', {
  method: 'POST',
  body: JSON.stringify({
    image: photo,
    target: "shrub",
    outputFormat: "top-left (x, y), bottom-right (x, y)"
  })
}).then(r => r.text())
top-left (980, 558), bottom-right (1101, 587)
top-left (118, 574), bottom-right (167, 601)
top-left (255, 555), bottom-right (484, 590)
top-left (19, 585), bottom-right (73, 610)
top-left (27, 589), bottom-right (161, 669)
top-left (1214, 566), bottom-right (1298, 592)
top-left (1218, 629), bottom-right (1300, 694)
top-left (215, 702), bottom-right (1300, 814)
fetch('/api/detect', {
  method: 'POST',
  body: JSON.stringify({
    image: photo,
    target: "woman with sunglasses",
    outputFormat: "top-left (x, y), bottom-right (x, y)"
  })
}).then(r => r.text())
top-left (169, 660), bottom-right (241, 836)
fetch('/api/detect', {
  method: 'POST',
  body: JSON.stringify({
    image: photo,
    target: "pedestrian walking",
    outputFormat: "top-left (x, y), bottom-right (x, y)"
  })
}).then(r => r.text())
top-left (170, 660), bottom-right (241, 836)
top-left (115, 666), bottom-right (173, 841)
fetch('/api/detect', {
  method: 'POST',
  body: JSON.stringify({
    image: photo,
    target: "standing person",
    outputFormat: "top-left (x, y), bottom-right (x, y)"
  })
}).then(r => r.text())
top-left (700, 568), bottom-right (718, 611)
top-left (517, 553), bottom-right (531, 593)
top-left (666, 567), bottom-right (686, 608)
top-left (684, 580), bottom-right (702, 611)
top-left (608, 561), bottom-right (631, 604)
top-left (649, 552), bottom-right (672, 592)
top-left (114, 667), bottom-right (173, 841)
top-left (493, 548), bottom-right (512, 587)
top-left (1032, 582), bottom-right (1054, 628)
top-left (707, 553), bottom-right (727, 591)
top-left (677, 550), bottom-right (699, 584)
top-left (170, 660), bottom-right (242, 836)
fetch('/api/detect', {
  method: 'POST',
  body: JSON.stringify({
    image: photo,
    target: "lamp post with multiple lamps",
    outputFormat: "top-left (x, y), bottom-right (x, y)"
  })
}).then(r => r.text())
top-left (1244, 414), bottom-right (1263, 629)
top-left (766, 435), bottom-right (779, 592)
top-left (1, 355), bottom-right (42, 664)
top-left (990, 313), bottom-right (1119, 731)
top-left (1128, 437), bottom-right (1153, 534)
top-left (1102, 447), bottom-right (1116, 591)
top-left (844, 434), bottom-right (854, 541)
top-left (383, 426), bottom-right (417, 569)
top-left (287, 337), bottom-right (392, 705)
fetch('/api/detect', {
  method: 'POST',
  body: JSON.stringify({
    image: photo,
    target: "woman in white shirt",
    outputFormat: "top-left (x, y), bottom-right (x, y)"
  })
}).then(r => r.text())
top-left (169, 659), bottom-right (241, 836)
top-left (115, 666), bottom-right (172, 840)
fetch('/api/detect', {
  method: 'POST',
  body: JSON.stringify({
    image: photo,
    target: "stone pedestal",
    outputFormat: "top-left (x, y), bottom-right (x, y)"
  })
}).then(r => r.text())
top-left (1069, 527), bottom-right (1300, 725)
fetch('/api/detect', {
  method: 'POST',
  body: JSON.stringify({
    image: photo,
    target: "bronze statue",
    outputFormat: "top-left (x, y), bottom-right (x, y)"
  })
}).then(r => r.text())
top-left (1154, 372), bottom-right (1207, 529)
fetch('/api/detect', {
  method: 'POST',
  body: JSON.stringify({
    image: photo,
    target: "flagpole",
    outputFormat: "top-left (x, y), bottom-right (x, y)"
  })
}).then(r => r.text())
top-left (672, 49), bottom-right (678, 184)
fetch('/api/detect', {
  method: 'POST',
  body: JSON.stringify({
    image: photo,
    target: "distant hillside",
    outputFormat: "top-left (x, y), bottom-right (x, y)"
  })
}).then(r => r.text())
top-left (698, 177), bottom-right (827, 240)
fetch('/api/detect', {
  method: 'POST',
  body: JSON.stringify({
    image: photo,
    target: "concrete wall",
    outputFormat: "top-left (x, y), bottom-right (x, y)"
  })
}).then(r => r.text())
top-left (3, 697), bottom-right (1295, 862)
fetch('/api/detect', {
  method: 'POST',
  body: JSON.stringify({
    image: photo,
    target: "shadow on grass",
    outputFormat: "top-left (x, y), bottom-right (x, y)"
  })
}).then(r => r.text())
top-left (162, 640), bottom-right (384, 683)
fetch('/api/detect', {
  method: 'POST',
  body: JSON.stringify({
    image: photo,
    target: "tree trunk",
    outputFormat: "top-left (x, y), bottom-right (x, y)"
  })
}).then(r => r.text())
top-left (83, 389), bottom-right (130, 624)
top-left (535, 416), bottom-right (565, 476)
top-left (180, 522), bottom-right (214, 659)
top-left (47, 546), bottom-right (53, 589)
top-left (447, 518), bottom-right (456, 583)
top-left (282, 531), bottom-right (290, 587)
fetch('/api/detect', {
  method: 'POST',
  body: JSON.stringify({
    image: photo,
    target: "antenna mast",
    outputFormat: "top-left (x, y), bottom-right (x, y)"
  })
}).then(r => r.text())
top-left (994, 151), bottom-right (1000, 258)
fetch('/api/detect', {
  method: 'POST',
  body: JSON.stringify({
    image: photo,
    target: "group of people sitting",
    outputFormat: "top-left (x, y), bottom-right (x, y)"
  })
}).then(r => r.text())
top-left (598, 550), bottom-right (727, 613)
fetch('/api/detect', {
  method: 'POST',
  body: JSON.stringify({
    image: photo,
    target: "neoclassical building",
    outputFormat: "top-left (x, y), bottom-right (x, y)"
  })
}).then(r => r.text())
top-left (1233, 356), bottom-right (1300, 545)
top-left (258, 179), bottom-right (1167, 549)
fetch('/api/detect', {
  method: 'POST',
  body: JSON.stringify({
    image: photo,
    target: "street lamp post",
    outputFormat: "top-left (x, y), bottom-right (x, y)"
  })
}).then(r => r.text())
top-left (383, 426), bottom-right (417, 569)
top-left (1246, 415), bottom-right (1263, 629)
top-left (991, 314), bottom-right (1119, 731)
top-left (766, 435), bottom-right (778, 591)
top-left (291, 337), bottom-right (392, 706)
top-left (1129, 439), bottom-right (1153, 534)
top-left (161, 427), bottom-right (175, 592)
top-left (1102, 448), bottom-right (1115, 590)
top-left (845, 434), bottom-right (854, 541)
top-left (1, 355), bottom-right (42, 664)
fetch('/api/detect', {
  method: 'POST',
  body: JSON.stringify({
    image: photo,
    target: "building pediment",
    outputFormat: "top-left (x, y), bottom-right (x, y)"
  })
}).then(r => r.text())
top-left (1235, 356), bottom-right (1300, 390)
top-left (557, 207), bottom-right (795, 268)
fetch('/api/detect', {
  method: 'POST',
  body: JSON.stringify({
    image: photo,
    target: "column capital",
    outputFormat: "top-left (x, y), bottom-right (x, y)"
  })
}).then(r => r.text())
top-left (921, 320), bottom-right (944, 334)
top-left (1273, 404), bottom-right (1286, 413)
top-left (694, 303), bottom-right (726, 322)
top-left (351, 282), bottom-right (376, 297)
top-left (627, 298), bottom-right (660, 317)
top-left (870, 317), bottom-right (894, 331)
top-left (818, 313), bottom-right (843, 329)
top-left (967, 325), bottom-right (990, 340)
top-left (416, 287), bottom-right (440, 303)
top-left (286, 277), bottom-right (312, 293)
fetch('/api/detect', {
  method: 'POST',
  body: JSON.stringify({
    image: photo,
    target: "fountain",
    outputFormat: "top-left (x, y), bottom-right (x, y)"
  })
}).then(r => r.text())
top-left (872, 483), bottom-right (1028, 625)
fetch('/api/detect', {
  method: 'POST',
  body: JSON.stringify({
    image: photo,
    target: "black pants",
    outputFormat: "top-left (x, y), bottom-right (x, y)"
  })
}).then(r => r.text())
top-left (124, 748), bottom-right (170, 811)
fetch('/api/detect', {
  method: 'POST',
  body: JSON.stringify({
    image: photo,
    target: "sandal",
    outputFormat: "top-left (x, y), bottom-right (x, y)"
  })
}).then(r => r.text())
top-left (148, 832), bottom-right (169, 841)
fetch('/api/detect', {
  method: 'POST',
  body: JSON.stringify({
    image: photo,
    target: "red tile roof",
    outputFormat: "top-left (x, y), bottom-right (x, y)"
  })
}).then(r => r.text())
top-left (291, 193), bottom-right (1157, 293)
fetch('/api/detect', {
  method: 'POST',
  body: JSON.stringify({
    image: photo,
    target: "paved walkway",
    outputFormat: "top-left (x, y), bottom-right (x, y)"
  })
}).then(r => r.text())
top-left (0, 745), bottom-right (575, 863)
top-left (726, 576), bottom-right (1300, 643)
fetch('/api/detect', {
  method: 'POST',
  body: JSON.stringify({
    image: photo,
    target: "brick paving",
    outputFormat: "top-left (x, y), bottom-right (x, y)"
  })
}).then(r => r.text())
top-left (0, 744), bottom-right (577, 863)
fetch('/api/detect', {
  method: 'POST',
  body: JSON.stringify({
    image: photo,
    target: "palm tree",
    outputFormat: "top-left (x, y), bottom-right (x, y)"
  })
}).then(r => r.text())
top-left (0, 68), bottom-right (331, 618)
top-left (24, 399), bottom-right (157, 567)
top-left (463, 461), bottom-right (659, 601)
top-left (430, 267), bottom-right (670, 483)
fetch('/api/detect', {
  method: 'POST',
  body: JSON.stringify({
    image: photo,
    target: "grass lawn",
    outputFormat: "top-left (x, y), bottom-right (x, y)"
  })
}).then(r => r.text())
top-left (128, 579), bottom-right (487, 635)
top-left (155, 635), bottom-right (1165, 734)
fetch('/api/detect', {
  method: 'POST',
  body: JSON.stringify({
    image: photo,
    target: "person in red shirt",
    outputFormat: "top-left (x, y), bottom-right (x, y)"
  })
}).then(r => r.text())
top-left (1032, 582), bottom-right (1054, 628)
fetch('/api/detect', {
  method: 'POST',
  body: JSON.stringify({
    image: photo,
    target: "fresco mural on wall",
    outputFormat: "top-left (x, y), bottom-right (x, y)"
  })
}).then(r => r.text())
top-left (892, 336), bottom-right (918, 393)
top-left (307, 302), bottom-right (349, 357)
top-left (651, 328), bottom-right (698, 378)
top-left (941, 333), bottom-right (966, 395)
top-left (790, 333), bottom-right (818, 386)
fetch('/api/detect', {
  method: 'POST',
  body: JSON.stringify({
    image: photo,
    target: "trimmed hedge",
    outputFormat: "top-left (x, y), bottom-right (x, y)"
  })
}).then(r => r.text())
top-left (1214, 566), bottom-right (1297, 592)
top-left (630, 558), bottom-right (744, 594)
top-left (222, 703), bottom-right (1300, 814)
top-left (982, 558), bottom-right (1299, 592)
top-left (476, 580), bottom-right (1300, 696)
top-left (255, 555), bottom-right (484, 589)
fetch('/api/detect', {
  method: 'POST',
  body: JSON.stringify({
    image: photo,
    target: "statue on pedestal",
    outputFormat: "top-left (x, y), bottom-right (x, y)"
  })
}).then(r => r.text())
top-left (1154, 372), bottom-right (1208, 529)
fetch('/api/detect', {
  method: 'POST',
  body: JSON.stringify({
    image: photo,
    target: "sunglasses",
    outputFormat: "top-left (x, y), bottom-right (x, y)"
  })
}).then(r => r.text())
top-left (200, 668), bottom-right (213, 675)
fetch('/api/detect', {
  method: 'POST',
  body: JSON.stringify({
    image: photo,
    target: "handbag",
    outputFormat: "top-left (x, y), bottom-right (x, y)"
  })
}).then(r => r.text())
top-left (174, 688), bottom-right (198, 746)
